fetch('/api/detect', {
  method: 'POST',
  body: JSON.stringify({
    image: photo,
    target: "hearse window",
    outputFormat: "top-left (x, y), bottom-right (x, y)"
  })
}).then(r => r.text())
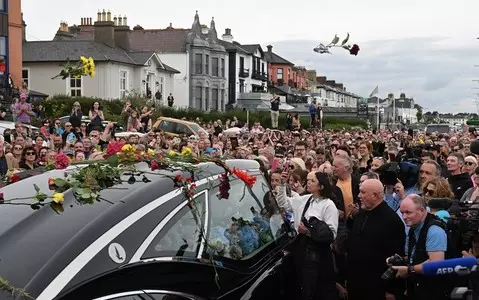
top-left (159, 121), bottom-right (176, 132)
top-left (142, 192), bottom-right (206, 259)
top-left (206, 175), bottom-right (284, 260)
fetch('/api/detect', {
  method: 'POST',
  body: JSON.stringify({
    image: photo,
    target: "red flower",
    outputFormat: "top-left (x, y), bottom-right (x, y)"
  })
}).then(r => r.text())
top-left (186, 177), bottom-right (192, 182)
top-left (219, 172), bottom-right (230, 199)
top-left (150, 161), bottom-right (159, 171)
top-left (232, 168), bottom-right (257, 188)
top-left (349, 44), bottom-right (360, 56)
top-left (48, 177), bottom-right (55, 186)
top-left (176, 175), bottom-right (183, 182)
top-left (105, 141), bottom-right (125, 159)
top-left (0, 192), bottom-right (4, 200)
top-left (54, 153), bottom-right (70, 169)
top-left (10, 174), bottom-right (21, 183)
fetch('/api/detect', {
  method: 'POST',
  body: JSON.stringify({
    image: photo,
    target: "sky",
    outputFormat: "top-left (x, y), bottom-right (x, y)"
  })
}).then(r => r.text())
top-left (22, 0), bottom-right (479, 113)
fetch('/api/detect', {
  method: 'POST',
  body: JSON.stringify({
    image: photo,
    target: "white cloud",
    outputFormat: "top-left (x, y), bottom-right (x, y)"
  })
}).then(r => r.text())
top-left (267, 38), bottom-right (479, 114)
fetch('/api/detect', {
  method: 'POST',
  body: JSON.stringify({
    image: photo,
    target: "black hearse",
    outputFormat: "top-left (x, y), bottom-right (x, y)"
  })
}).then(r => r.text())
top-left (0, 160), bottom-right (296, 300)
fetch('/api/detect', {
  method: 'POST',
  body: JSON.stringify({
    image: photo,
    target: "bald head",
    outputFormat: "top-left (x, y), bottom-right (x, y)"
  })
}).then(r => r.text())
top-left (359, 179), bottom-right (384, 210)
top-left (362, 179), bottom-right (384, 195)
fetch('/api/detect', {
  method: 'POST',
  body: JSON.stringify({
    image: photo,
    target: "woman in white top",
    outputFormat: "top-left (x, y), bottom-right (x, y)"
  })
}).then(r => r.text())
top-left (276, 171), bottom-right (339, 300)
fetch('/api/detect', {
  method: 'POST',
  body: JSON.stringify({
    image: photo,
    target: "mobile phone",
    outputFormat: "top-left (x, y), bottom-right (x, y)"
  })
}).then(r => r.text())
top-left (388, 153), bottom-right (396, 161)
top-left (230, 137), bottom-right (239, 150)
top-left (283, 160), bottom-right (290, 173)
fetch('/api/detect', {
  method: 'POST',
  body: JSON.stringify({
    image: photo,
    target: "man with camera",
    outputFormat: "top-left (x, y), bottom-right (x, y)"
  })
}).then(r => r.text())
top-left (392, 194), bottom-right (449, 300)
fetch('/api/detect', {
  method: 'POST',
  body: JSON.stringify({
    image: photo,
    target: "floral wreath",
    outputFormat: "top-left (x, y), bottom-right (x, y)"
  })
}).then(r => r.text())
top-left (0, 142), bottom-right (258, 296)
top-left (313, 33), bottom-right (360, 56)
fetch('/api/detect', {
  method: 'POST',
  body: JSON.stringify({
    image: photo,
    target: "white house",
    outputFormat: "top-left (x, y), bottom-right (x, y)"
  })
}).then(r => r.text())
top-left (310, 83), bottom-right (360, 108)
top-left (217, 30), bottom-right (269, 105)
top-left (382, 93), bottom-right (420, 124)
top-left (439, 113), bottom-right (471, 125)
top-left (127, 12), bottom-right (229, 110)
top-left (22, 40), bottom-right (179, 101)
top-left (22, 14), bottom-right (181, 102)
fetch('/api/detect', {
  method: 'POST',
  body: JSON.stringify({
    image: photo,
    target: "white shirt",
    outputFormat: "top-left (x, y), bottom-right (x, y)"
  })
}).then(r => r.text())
top-left (276, 185), bottom-right (339, 238)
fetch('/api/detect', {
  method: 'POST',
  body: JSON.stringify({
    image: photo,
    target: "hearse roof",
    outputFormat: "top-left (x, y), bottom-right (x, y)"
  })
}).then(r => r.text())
top-left (0, 159), bottom-right (260, 299)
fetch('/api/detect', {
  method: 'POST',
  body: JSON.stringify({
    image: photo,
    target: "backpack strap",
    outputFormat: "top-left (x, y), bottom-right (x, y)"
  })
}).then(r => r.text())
top-left (413, 213), bottom-right (446, 264)
top-left (300, 196), bottom-right (314, 221)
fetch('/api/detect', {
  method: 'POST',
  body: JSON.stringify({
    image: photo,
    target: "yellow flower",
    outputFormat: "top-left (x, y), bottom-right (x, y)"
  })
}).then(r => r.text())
top-left (168, 150), bottom-right (177, 156)
top-left (80, 56), bottom-right (88, 65)
top-left (147, 148), bottom-right (155, 156)
top-left (181, 147), bottom-right (192, 157)
top-left (88, 56), bottom-right (95, 68)
top-left (90, 69), bottom-right (95, 78)
top-left (121, 144), bottom-right (136, 152)
top-left (52, 192), bottom-right (64, 204)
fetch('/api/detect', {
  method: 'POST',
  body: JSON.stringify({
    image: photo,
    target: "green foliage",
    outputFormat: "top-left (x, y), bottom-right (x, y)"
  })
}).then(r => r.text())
top-left (41, 95), bottom-right (367, 129)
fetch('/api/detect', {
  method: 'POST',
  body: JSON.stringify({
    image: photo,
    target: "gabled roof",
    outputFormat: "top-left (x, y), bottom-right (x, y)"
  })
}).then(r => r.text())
top-left (128, 51), bottom-right (181, 74)
top-left (240, 44), bottom-right (264, 56)
top-left (23, 40), bottom-right (138, 65)
top-left (127, 28), bottom-right (190, 53)
top-left (127, 51), bottom-right (155, 65)
top-left (23, 40), bottom-right (180, 73)
top-left (264, 50), bottom-right (293, 65)
top-left (218, 40), bottom-right (249, 54)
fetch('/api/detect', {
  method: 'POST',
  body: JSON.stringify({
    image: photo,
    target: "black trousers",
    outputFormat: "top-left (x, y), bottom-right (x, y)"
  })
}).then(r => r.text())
top-left (294, 235), bottom-right (338, 300)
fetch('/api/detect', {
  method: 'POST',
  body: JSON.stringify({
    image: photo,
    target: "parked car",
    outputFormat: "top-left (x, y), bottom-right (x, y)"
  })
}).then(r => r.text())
top-left (0, 120), bottom-right (39, 136)
top-left (58, 116), bottom-right (124, 132)
top-left (0, 160), bottom-right (296, 300)
top-left (152, 117), bottom-right (209, 137)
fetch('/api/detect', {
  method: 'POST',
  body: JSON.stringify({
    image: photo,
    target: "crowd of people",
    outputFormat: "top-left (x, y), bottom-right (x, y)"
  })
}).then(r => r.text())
top-left (0, 99), bottom-right (478, 299)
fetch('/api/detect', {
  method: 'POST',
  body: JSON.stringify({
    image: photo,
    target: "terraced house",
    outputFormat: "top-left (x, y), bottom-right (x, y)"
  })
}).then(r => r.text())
top-left (111, 11), bottom-right (228, 110)
top-left (22, 10), bottom-right (179, 101)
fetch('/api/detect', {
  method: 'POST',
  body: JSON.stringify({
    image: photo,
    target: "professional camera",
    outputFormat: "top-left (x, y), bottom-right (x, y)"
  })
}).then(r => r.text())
top-left (448, 201), bottom-right (479, 252)
top-left (382, 254), bottom-right (407, 280)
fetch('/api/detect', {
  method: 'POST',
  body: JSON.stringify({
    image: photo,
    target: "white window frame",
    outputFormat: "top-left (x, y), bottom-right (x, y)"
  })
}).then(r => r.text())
top-left (158, 76), bottom-right (164, 95)
top-left (66, 76), bottom-right (83, 97)
top-left (22, 68), bottom-right (30, 88)
top-left (119, 69), bottom-right (129, 99)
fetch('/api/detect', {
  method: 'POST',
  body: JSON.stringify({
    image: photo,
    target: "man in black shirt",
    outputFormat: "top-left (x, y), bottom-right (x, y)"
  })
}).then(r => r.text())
top-left (347, 179), bottom-right (406, 300)
top-left (270, 94), bottom-right (280, 129)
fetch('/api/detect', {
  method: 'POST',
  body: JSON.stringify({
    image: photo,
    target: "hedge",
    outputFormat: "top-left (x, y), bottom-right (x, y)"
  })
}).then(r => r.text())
top-left (41, 95), bottom-right (367, 130)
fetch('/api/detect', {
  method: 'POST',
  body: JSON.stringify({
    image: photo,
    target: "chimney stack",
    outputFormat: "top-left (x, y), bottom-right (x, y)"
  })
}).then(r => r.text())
top-left (94, 9), bottom-right (115, 47)
top-left (221, 28), bottom-right (233, 42)
top-left (97, 10), bottom-right (101, 21)
top-left (114, 13), bottom-right (131, 50)
top-left (167, 22), bottom-right (173, 29)
top-left (267, 45), bottom-right (272, 53)
top-left (113, 15), bottom-right (118, 26)
top-left (107, 10), bottom-right (111, 21)
top-left (316, 76), bottom-right (327, 84)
